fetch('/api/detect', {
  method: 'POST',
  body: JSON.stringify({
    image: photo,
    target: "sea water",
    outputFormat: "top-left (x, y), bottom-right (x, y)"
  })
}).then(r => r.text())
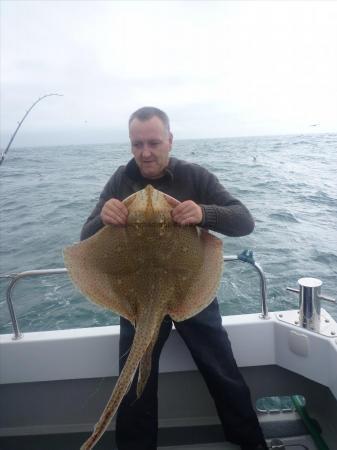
top-left (1, 133), bottom-right (337, 334)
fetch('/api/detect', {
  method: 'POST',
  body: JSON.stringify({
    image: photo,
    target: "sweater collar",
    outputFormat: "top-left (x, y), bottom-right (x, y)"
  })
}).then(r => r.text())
top-left (125, 157), bottom-right (176, 184)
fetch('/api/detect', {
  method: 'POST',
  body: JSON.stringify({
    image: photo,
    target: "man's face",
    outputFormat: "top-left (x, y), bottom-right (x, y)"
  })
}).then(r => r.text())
top-left (129, 116), bottom-right (173, 180)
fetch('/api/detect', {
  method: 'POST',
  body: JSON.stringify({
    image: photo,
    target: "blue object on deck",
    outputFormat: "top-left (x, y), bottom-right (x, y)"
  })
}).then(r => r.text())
top-left (238, 249), bottom-right (255, 265)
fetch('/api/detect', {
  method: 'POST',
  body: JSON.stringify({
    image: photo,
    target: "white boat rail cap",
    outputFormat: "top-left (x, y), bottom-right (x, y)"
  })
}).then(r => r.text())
top-left (0, 250), bottom-right (270, 340)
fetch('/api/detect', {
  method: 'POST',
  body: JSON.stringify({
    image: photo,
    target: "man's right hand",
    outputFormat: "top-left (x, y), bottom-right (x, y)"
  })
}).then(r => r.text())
top-left (100, 199), bottom-right (128, 226)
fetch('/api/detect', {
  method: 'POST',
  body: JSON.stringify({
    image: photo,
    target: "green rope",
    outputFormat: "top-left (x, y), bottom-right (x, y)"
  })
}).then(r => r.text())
top-left (291, 395), bottom-right (330, 450)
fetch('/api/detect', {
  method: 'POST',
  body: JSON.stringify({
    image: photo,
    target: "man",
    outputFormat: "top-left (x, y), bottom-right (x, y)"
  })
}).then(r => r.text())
top-left (81, 107), bottom-right (268, 450)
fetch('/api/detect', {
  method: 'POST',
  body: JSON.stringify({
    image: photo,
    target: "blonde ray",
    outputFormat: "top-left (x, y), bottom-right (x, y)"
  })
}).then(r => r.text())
top-left (63, 185), bottom-right (223, 449)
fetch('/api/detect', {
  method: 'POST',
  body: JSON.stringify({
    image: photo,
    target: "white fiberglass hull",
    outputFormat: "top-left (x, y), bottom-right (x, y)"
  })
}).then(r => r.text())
top-left (1, 311), bottom-right (337, 448)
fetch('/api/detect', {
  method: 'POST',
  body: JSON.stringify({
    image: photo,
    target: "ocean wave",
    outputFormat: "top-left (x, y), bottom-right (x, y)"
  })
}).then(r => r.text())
top-left (300, 191), bottom-right (337, 207)
top-left (312, 251), bottom-right (337, 266)
top-left (269, 211), bottom-right (300, 223)
top-left (1, 134), bottom-right (337, 332)
top-left (290, 140), bottom-right (312, 146)
top-left (253, 181), bottom-right (277, 189)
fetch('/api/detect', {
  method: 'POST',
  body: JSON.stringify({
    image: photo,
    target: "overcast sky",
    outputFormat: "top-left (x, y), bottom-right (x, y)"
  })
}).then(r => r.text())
top-left (1, 0), bottom-right (337, 148)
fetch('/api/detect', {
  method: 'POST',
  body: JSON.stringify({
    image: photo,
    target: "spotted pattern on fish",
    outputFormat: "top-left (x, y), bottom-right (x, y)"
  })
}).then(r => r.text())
top-left (63, 185), bottom-right (223, 450)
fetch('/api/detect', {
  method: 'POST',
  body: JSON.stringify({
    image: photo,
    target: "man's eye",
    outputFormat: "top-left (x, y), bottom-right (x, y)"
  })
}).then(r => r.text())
top-left (149, 141), bottom-right (160, 147)
top-left (133, 142), bottom-right (143, 149)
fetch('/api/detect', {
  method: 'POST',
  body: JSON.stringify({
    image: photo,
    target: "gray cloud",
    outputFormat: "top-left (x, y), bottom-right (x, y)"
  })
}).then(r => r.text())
top-left (1, 1), bottom-right (337, 148)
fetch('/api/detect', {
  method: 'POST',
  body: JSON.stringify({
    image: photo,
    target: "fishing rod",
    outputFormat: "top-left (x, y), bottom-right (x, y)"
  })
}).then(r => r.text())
top-left (0, 93), bottom-right (63, 166)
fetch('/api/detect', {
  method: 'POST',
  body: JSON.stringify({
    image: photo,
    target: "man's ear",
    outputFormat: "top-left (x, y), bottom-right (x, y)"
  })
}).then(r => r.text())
top-left (169, 132), bottom-right (173, 149)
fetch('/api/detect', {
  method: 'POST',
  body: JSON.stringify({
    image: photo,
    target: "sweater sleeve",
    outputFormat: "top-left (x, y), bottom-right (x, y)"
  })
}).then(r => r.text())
top-left (80, 175), bottom-right (116, 241)
top-left (198, 170), bottom-right (255, 237)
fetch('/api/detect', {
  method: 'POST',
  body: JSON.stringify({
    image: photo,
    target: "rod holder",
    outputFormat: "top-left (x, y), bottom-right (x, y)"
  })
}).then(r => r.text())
top-left (287, 277), bottom-right (336, 332)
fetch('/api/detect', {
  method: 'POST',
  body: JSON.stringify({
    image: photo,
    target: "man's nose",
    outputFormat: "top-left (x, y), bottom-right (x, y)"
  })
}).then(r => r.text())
top-left (142, 145), bottom-right (152, 157)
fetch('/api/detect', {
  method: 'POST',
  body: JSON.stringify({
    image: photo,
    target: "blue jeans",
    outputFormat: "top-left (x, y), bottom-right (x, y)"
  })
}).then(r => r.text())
top-left (115, 299), bottom-right (265, 449)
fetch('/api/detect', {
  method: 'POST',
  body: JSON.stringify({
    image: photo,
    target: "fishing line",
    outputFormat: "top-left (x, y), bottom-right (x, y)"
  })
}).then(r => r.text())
top-left (81, 343), bottom-right (133, 410)
top-left (0, 93), bottom-right (63, 166)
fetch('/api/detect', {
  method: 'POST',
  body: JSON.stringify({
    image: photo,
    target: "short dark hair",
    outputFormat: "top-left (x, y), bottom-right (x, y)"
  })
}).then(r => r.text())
top-left (128, 106), bottom-right (170, 133)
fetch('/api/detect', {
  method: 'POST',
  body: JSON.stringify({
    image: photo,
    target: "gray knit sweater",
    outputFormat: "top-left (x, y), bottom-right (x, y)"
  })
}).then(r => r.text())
top-left (80, 157), bottom-right (254, 240)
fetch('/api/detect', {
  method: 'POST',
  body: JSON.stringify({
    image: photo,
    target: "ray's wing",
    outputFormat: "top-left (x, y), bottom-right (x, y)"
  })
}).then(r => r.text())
top-left (64, 225), bottom-right (139, 324)
top-left (167, 229), bottom-right (223, 322)
top-left (63, 188), bottom-right (159, 323)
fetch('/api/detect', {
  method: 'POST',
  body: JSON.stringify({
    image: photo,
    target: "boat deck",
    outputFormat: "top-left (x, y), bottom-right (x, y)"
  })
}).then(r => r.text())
top-left (0, 433), bottom-right (317, 450)
top-left (159, 444), bottom-right (242, 449)
top-left (160, 435), bottom-right (317, 449)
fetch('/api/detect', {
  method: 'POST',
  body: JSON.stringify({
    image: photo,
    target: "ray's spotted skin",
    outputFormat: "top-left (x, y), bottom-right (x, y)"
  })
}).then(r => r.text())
top-left (63, 185), bottom-right (223, 450)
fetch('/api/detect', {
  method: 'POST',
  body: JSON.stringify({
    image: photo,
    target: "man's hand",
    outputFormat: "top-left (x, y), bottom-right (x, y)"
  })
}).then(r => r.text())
top-left (164, 195), bottom-right (203, 226)
top-left (101, 199), bottom-right (128, 226)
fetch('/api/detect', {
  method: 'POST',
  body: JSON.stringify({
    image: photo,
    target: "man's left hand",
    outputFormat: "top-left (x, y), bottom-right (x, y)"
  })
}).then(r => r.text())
top-left (165, 196), bottom-right (203, 225)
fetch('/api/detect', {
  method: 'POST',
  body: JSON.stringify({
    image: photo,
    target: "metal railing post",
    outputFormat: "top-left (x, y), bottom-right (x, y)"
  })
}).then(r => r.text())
top-left (223, 250), bottom-right (269, 319)
top-left (0, 269), bottom-right (68, 340)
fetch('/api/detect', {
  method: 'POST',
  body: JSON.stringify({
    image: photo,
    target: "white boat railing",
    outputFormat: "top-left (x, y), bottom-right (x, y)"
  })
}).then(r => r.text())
top-left (0, 268), bottom-right (68, 340)
top-left (0, 251), bottom-right (270, 341)
top-left (223, 250), bottom-right (269, 321)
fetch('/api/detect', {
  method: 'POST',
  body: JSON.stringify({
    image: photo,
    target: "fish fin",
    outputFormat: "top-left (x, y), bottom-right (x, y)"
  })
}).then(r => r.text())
top-left (168, 229), bottom-right (223, 322)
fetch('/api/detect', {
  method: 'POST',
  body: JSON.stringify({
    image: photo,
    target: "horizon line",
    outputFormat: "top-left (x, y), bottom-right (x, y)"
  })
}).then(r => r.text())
top-left (1, 130), bottom-right (336, 151)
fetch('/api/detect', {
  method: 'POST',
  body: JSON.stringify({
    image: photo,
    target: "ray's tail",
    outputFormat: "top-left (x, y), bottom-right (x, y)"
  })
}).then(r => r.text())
top-left (80, 315), bottom-right (162, 450)
top-left (136, 317), bottom-right (163, 398)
